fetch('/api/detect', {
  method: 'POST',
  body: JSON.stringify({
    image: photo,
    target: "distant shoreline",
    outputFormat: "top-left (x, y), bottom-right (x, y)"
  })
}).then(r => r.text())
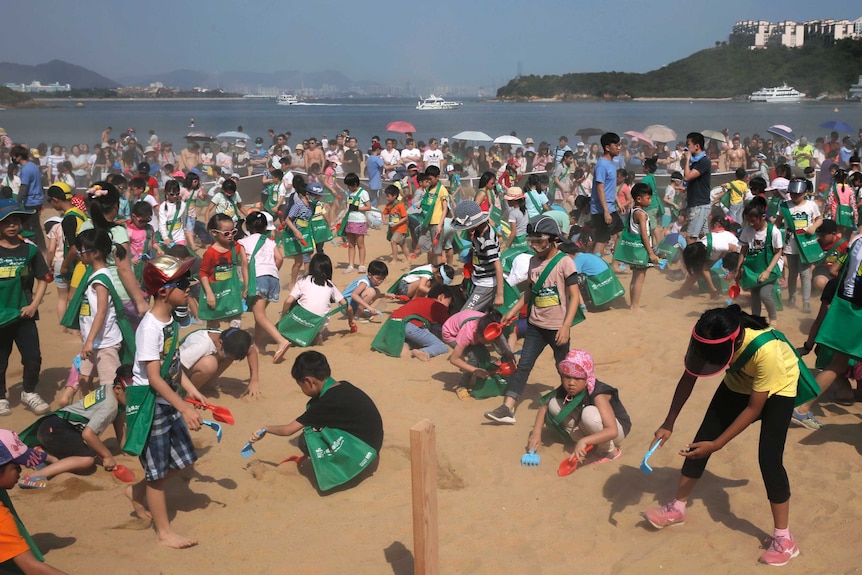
top-left (33, 97), bottom-right (249, 103)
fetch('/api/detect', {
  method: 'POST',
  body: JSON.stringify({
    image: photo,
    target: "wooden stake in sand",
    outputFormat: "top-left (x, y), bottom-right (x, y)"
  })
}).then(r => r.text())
top-left (410, 419), bottom-right (439, 575)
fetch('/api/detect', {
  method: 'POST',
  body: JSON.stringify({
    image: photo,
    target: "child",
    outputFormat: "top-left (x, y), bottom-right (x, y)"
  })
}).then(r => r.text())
top-left (128, 176), bottom-right (160, 230)
top-left (825, 168), bottom-right (855, 238)
top-left (128, 201), bottom-right (161, 284)
top-left (205, 178), bottom-right (247, 230)
top-left (124, 254), bottom-right (205, 548)
top-left (678, 217), bottom-right (740, 298)
top-left (382, 185), bottom-right (410, 263)
top-left (775, 177), bottom-right (821, 313)
top-left (386, 283), bottom-right (453, 361)
top-left (452, 200), bottom-right (504, 312)
top-left (339, 173), bottom-right (371, 273)
top-left (0, 200), bottom-right (51, 416)
top-left (486, 216), bottom-right (581, 423)
top-left (46, 183), bottom-right (86, 325)
top-left (442, 308), bottom-right (516, 400)
top-left (527, 349), bottom-right (631, 464)
top-left (247, 351), bottom-right (383, 491)
top-left (614, 183), bottom-right (660, 311)
top-left (344, 260), bottom-right (390, 320)
top-left (283, 182), bottom-right (316, 287)
top-left (720, 167), bottom-right (749, 225)
top-left (736, 201), bottom-right (783, 325)
top-left (645, 306), bottom-right (801, 566)
top-left (261, 168), bottom-right (285, 217)
top-left (388, 263), bottom-right (454, 299)
top-left (417, 166), bottom-right (450, 266)
top-left (180, 172), bottom-right (205, 249)
top-left (811, 219), bottom-right (847, 291)
top-left (180, 327), bottom-right (260, 398)
top-left (158, 179), bottom-right (187, 248)
top-left (0, 429), bottom-right (70, 574)
top-left (17, 366), bottom-right (129, 488)
top-left (502, 187), bottom-right (529, 251)
top-left (238, 211), bottom-right (291, 362)
top-left (199, 214), bottom-right (248, 329)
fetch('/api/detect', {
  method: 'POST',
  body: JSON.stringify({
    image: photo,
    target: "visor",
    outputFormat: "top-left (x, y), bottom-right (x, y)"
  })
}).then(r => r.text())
top-left (787, 179), bottom-right (808, 195)
top-left (439, 266), bottom-right (452, 286)
top-left (683, 325), bottom-right (740, 377)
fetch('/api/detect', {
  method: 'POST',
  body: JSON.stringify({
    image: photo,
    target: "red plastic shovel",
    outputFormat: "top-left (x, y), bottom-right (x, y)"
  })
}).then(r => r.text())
top-left (490, 361), bottom-right (517, 377)
top-left (185, 398), bottom-right (235, 425)
top-left (557, 445), bottom-right (594, 477)
top-left (112, 464), bottom-right (136, 483)
top-left (483, 316), bottom-right (516, 340)
top-left (728, 281), bottom-right (741, 299)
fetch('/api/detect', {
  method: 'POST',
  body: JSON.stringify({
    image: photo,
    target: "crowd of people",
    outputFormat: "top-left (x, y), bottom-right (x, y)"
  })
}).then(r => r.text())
top-left (0, 123), bottom-right (861, 570)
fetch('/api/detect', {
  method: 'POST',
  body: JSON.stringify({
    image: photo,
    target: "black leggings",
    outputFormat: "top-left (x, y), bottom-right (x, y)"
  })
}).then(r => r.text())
top-left (682, 382), bottom-right (794, 504)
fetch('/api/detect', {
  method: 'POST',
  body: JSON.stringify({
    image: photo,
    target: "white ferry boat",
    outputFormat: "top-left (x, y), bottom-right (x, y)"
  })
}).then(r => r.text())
top-left (749, 84), bottom-right (805, 103)
top-left (276, 93), bottom-right (299, 105)
top-left (847, 75), bottom-right (862, 101)
top-left (416, 94), bottom-right (462, 110)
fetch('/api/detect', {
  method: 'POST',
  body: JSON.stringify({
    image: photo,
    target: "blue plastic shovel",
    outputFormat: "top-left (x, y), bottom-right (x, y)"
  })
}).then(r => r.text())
top-left (640, 440), bottom-right (662, 475)
top-left (202, 420), bottom-right (222, 443)
top-left (241, 429), bottom-right (266, 458)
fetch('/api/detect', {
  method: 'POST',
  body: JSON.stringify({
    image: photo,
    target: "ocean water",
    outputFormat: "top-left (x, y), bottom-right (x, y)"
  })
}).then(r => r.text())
top-left (1, 97), bottom-right (859, 150)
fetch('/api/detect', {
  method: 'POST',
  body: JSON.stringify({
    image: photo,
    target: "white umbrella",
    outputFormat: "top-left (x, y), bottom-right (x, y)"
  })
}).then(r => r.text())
top-left (452, 130), bottom-right (493, 142)
top-left (216, 131), bottom-right (250, 141)
top-left (701, 129), bottom-right (726, 143)
top-left (643, 124), bottom-right (676, 143)
top-left (494, 135), bottom-right (523, 147)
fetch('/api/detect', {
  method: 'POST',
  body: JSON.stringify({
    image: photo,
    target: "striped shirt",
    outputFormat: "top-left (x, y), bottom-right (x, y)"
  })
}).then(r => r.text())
top-left (471, 225), bottom-right (500, 282)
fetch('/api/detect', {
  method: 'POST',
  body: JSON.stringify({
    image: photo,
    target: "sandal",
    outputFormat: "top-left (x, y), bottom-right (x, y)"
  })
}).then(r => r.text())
top-left (589, 448), bottom-right (622, 465)
top-left (18, 475), bottom-right (47, 489)
top-left (455, 387), bottom-right (472, 401)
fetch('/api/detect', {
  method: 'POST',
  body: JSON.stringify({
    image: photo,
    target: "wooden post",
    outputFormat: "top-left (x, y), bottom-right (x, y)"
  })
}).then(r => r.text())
top-left (410, 419), bottom-right (439, 575)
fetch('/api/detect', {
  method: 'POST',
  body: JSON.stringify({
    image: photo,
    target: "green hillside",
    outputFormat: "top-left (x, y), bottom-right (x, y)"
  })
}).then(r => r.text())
top-left (497, 39), bottom-right (862, 99)
top-left (0, 86), bottom-right (33, 107)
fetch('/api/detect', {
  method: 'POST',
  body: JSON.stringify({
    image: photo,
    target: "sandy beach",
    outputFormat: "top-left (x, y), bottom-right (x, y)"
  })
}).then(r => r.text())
top-left (3, 219), bottom-right (860, 575)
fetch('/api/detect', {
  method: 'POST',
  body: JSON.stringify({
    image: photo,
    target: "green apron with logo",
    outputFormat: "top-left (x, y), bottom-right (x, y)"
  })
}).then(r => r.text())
top-left (277, 303), bottom-right (347, 347)
top-left (283, 211), bottom-right (314, 256)
top-left (371, 314), bottom-right (429, 357)
top-left (541, 388), bottom-right (587, 443)
top-left (420, 182), bottom-right (442, 229)
top-left (132, 227), bottom-right (154, 284)
top-left (198, 245), bottom-right (244, 320)
top-left (696, 235), bottom-right (732, 294)
top-left (19, 388), bottom-right (108, 449)
top-left (613, 210), bottom-right (650, 266)
top-left (385, 202), bottom-right (406, 242)
top-left (740, 223), bottom-right (781, 290)
top-left (311, 207), bottom-right (334, 244)
top-left (303, 377), bottom-right (379, 491)
top-left (386, 269), bottom-right (434, 294)
top-left (815, 242), bottom-right (862, 360)
top-left (263, 183), bottom-right (280, 215)
top-left (245, 234), bottom-right (268, 301)
top-left (161, 201), bottom-right (185, 250)
top-left (780, 203), bottom-right (824, 265)
top-left (585, 267), bottom-right (625, 306)
top-left (831, 184), bottom-right (855, 228)
top-left (0, 243), bottom-right (38, 328)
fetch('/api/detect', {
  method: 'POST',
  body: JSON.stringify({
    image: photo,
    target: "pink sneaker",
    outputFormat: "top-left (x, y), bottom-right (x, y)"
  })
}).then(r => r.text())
top-left (643, 502), bottom-right (685, 529)
top-left (758, 535), bottom-right (799, 566)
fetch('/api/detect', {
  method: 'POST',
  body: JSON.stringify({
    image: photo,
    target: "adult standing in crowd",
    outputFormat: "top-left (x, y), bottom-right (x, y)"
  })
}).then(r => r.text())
top-left (683, 132), bottom-right (712, 242)
top-left (10, 145), bottom-right (47, 254)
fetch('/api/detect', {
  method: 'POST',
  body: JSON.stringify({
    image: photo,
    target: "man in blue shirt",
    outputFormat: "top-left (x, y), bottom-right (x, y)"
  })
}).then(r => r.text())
top-left (590, 133), bottom-right (624, 257)
top-left (10, 145), bottom-right (47, 253)
top-left (682, 132), bottom-right (712, 241)
top-left (365, 142), bottom-right (384, 206)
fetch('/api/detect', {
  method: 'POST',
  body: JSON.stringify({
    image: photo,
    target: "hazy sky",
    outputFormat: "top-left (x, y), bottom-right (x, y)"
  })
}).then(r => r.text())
top-left (3, 0), bottom-right (860, 89)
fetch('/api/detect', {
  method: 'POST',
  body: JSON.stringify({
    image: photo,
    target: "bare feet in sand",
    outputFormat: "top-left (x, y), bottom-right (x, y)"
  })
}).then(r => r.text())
top-left (410, 349), bottom-right (431, 362)
top-left (125, 484), bottom-right (152, 521)
top-left (158, 530), bottom-right (198, 549)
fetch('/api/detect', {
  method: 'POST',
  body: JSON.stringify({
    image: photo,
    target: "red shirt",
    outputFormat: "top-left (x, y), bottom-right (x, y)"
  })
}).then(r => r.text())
top-left (390, 297), bottom-right (450, 327)
top-left (200, 244), bottom-right (239, 281)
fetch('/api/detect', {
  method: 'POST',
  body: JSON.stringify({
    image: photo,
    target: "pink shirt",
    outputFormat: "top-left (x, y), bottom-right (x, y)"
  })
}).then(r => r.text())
top-left (441, 310), bottom-right (484, 349)
top-left (127, 224), bottom-right (150, 259)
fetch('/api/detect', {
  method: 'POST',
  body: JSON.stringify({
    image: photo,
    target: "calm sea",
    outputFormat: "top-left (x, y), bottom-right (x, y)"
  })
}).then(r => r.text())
top-left (1, 98), bottom-right (860, 150)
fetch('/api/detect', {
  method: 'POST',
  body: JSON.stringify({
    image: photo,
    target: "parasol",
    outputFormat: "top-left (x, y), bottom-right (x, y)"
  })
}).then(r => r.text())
top-left (767, 125), bottom-right (795, 142)
top-left (643, 124), bottom-right (677, 143)
top-left (216, 131), bottom-right (250, 141)
top-left (452, 130), bottom-right (493, 142)
top-left (386, 121), bottom-right (416, 133)
top-left (575, 128), bottom-right (604, 140)
top-left (494, 135), bottom-right (523, 147)
top-left (185, 132), bottom-right (216, 142)
top-left (819, 120), bottom-right (853, 133)
top-left (700, 130), bottom-right (726, 143)
top-left (624, 131), bottom-right (654, 148)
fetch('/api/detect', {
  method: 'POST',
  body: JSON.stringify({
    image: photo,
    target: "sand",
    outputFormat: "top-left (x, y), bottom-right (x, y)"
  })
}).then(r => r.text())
top-left (3, 223), bottom-right (860, 575)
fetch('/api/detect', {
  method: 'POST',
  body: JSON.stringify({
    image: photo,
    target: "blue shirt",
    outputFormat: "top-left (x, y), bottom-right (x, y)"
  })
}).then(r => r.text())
top-left (574, 252), bottom-right (609, 276)
top-left (590, 157), bottom-right (617, 215)
top-left (18, 161), bottom-right (43, 208)
top-left (525, 190), bottom-right (550, 219)
top-left (366, 154), bottom-right (384, 190)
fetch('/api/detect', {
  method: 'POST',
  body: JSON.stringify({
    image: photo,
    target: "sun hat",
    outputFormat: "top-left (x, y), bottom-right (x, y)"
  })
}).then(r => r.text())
top-left (504, 186), bottom-right (525, 200)
top-left (525, 137), bottom-right (534, 144)
top-left (144, 146), bottom-right (156, 154)
top-left (450, 200), bottom-right (490, 231)
top-left (30, 148), bottom-right (40, 159)
top-left (142, 255), bottom-right (196, 296)
top-left (683, 313), bottom-right (741, 378)
top-left (0, 199), bottom-right (35, 222)
top-left (371, 141), bottom-right (382, 150)
top-left (0, 128), bottom-right (6, 136)
top-left (294, 144), bottom-right (304, 151)
top-left (235, 140), bottom-right (247, 148)
top-left (527, 215), bottom-right (565, 240)
top-left (0, 429), bottom-right (46, 468)
top-left (47, 182), bottom-right (74, 201)
top-left (137, 162), bottom-right (150, 174)
top-left (172, 170), bottom-right (185, 179)
top-left (446, 164), bottom-right (454, 173)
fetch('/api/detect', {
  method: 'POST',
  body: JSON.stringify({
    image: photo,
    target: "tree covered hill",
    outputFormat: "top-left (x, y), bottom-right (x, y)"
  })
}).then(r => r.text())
top-left (497, 39), bottom-right (862, 100)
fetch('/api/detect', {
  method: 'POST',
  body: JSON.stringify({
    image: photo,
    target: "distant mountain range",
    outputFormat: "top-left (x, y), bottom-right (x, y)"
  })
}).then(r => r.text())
top-left (0, 58), bottom-right (359, 92)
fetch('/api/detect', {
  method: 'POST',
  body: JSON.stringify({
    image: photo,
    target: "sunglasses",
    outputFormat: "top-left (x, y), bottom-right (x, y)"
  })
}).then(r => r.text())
top-left (162, 277), bottom-right (191, 290)
top-left (211, 228), bottom-right (237, 237)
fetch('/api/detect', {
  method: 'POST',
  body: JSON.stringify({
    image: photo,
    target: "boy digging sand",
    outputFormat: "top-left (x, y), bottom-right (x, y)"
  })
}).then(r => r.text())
top-left (124, 255), bottom-right (205, 548)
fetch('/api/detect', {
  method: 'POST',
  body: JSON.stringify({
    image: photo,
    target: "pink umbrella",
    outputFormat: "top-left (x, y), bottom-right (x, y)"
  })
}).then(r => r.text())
top-left (386, 121), bottom-right (416, 133)
top-left (624, 131), bottom-right (655, 148)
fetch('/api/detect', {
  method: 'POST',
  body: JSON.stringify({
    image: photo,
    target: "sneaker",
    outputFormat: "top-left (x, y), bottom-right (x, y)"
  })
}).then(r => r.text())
top-left (20, 392), bottom-right (49, 415)
top-left (643, 502), bottom-right (685, 529)
top-left (343, 266), bottom-right (355, 274)
top-left (802, 301), bottom-right (811, 313)
top-left (788, 295), bottom-right (797, 308)
top-left (484, 404), bottom-right (516, 424)
top-left (759, 535), bottom-right (799, 566)
top-left (357, 265), bottom-right (366, 273)
top-left (0, 399), bottom-right (10, 416)
top-left (790, 409), bottom-right (824, 430)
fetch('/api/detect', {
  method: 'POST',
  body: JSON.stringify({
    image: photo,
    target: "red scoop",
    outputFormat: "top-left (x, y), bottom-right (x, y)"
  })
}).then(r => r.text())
top-left (728, 281), bottom-right (741, 299)
top-left (185, 398), bottom-right (236, 425)
top-left (483, 317), bottom-right (516, 340)
top-left (557, 445), bottom-right (594, 477)
top-left (490, 361), bottom-right (517, 377)
top-left (112, 465), bottom-right (136, 483)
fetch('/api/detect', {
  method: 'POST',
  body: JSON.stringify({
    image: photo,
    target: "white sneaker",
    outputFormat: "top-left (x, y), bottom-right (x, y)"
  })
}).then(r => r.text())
top-left (0, 399), bottom-right (10, 416)
top-left (20, 392), bottom-right (49, 415)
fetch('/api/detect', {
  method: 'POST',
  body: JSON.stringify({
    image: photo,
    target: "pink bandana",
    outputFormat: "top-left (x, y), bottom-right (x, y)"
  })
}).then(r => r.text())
top-left (557, 349), bottom-right (596, 394)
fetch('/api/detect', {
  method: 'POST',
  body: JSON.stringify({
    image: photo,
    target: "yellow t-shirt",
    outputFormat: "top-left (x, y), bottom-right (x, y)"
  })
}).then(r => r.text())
top-left (430, 185), bottom-right (450, 226)
top-left (725, 180), bottom-right (748, 205)
top-left (724, 328), bottom-right (798, 398)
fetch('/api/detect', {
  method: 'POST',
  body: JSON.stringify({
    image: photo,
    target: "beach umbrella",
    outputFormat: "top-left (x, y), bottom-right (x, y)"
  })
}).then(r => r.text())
top-left (216, 130), bottom-right (250, 141)
top-left (494, 135), bottom-right (523, 147)
top-left (767, 125), bottom-right (795, 142)
top-left (185, 132), bottom-right (216, 142)
top-left (452, 130), bottom-right (493, 142)
top-left (575, 128), bottom-right (604, 140)
top-left (700, 130), bottom-right (726, 143)
top-left (643, 124), bottom-right (676, 143)
top-left (623, 131), bottom-right (654, 148)
top-left (386, 121), bottom-right (416, 133)
top-left (819, 120), bottom-right (853, 133)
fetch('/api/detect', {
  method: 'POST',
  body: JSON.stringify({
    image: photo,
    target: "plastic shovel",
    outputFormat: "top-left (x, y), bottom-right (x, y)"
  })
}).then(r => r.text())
top-left (111, 464), bottom-right (136, 483)
top-left (490, 361), bottom-right (517, 377)
top-left (202, 420), bottom-right (223, 443)
top-left (521, 450), bottom-right (540, 467)
top-left (640, 440), bottom-right (662, 475)
top-left (483, 317), bottom-right (516, 340)
top-left (278, 454), bottom-right (309, 466)
top-left (241, 429), bottom-right (266, 459)
top-left (557, 445), bottom-right (594, 477)
top-left (185, 398), bottom-right (235, 425)
top-left (728, 281), bottom-right (741, 299)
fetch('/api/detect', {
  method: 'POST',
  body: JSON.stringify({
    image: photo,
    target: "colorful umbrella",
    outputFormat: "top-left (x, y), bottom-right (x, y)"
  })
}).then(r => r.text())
top-left (386, 121), bottom-right (416, 133)
top-left (643, 124), bottom-right (676, 143)
top-left (624, 131), bottom-right (654, 148)
top-left (767, 125), bottom-right (795, 142)
top-left (819, 120), bottom-right (853, 133)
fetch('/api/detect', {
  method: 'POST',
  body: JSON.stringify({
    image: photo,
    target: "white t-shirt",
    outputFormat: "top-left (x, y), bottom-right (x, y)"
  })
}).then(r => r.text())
top-left (401, 147), bottom-right (421, 166)
top-left (179, 329), bottom-right (219, 370)
top-left (132, 312), bottom-right (182, 405)
top-left (699, 230), bottom-right (740, 261)
top-left (238, 233), bottom-right (280, 278)
top-left (211, 191), bottom-right (243, 222)
top-left (780, 199), bottom-right (821, 255)
top-left (79, 269), bottom-right (122, 348)
top-left (739, 223), bottom-right (784, 272)
top-left (381, 149), bottom-right (400, 167)
top-left (507, 253), bottom-right (533, 287)
top-left (346, 189), bottom-right (370, 224)
top-left (159, 201), bottom-right (187, 245)
top-left (423, 149), bottom-right (444, 168)
top-left (289, 277), bottom-right (344, 317)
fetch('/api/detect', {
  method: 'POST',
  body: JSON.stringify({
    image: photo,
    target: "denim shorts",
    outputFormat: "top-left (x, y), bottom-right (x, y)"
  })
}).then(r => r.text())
top-left (185, 216), bottom-right (197, 234)
top-left (253, 275), bottom-right (281, 302)
top-left (53, 260), bottom-right (69, 289)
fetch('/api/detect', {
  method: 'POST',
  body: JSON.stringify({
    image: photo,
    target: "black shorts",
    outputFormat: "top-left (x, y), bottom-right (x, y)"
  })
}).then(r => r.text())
top-left (36, 414), bottom-right (95, 459)
top-left (590, 212), bottom-right (623, 243)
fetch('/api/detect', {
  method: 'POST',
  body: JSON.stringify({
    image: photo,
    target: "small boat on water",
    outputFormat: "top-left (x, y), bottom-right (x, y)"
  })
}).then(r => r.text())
top-left (416, 94), bottom-right (462, 110)
top-left (276, 94), bottom-right (299, 106)
top-left (749, 84), bottom-right (805, 103)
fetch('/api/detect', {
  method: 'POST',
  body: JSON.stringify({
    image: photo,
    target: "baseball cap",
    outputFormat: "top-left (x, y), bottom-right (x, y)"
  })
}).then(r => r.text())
top-left (142, 255), bottom-right (196, 296)
top-left (371, 141), bottom-right (382, 150)
top-left (47, 182), bottom-right (74, 201)
top-left (0, 429), bottom-right (47, 468)
top-left (306, 182), bottom-right (325, 196)
top-left (527, 215), bottom-right (565, 240)
top-left (137, 162), bottom-right (150, 174)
